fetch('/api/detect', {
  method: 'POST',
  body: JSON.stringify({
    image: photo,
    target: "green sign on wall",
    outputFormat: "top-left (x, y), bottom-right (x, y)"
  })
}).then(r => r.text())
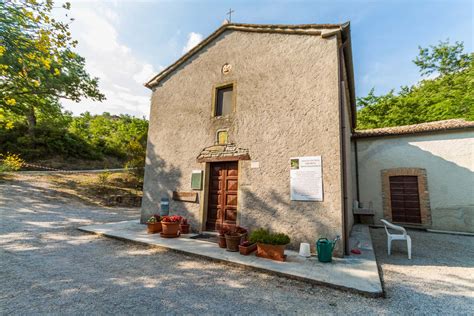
top-left (191, 170), bottom-right (203, 190)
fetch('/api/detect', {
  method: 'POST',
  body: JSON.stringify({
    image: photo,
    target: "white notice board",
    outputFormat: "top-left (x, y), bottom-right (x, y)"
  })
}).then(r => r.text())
top-left (290, 156), bottom-right (323, 201)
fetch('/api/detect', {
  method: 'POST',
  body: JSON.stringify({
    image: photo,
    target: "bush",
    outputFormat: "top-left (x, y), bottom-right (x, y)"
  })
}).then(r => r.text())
top-left (0, 152), bottom-right (24, 172)
top-left (97, 171), bottom-right (111, 187)
top-left (249, 228), bottom-right (290, 245)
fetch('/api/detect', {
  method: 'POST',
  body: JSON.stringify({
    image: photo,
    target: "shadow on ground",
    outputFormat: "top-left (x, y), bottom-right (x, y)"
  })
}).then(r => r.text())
top-left (1, 177), bottom-right (473, 314)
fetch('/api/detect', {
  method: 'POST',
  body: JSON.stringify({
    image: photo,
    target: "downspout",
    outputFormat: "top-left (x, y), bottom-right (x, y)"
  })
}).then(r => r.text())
top-left (338, 42), bottom-right (349, 255)
top-left (354, 139), bottom-right (360, 201)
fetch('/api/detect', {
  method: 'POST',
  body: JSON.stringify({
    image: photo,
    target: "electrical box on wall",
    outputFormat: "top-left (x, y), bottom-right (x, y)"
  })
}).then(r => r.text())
top-left (191, 170), bottom-right (203, 190)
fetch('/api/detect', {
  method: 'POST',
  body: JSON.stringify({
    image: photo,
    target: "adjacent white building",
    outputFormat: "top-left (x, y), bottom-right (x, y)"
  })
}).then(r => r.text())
top-left (354, 119), bottom-right (474, 233)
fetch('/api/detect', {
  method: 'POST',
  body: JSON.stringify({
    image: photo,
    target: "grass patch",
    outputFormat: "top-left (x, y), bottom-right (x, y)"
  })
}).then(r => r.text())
top-left (44, 172), bottom-right (143, 207)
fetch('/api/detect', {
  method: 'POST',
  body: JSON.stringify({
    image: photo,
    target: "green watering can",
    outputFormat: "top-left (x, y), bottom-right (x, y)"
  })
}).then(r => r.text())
top-left (316, 236), bottom-right (340, 263)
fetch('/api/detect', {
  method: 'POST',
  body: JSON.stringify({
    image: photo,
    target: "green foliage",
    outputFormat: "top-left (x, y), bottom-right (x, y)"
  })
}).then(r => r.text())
top-left (414, 40), bottom-right (472, 76)
top-left (0, 152), bottom-right (24, 172)
top-left (124, 133), bottom-right (147, 180)
top-left (97, 171), bottom-right (111, 187)
top-left (357, 40), bottom-right (474, 129)
top-left (0, 0), bottom-right (104, 127)
top-left (249, 228), bottom-right (290, 245)
top-left (0, 112), bottom-right (149, 163)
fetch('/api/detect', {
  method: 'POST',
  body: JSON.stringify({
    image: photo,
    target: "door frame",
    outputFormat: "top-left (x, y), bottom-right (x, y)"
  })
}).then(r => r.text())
top-left (381, 168), bottom-right (432, 227)
top-left (199, 160), bottom-right (241, 232)
top-left (388, 175), bottom-right (422, 224)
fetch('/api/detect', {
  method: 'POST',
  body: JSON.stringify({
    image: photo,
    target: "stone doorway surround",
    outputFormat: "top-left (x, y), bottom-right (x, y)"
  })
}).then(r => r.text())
top-left (196, 143), bottom-right (250, 232)
top-left (381, 168), bottom-right (432, 227)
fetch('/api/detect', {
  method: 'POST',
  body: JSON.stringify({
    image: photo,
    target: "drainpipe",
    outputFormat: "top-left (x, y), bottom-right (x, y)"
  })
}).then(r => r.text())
top-left (354, 139), bottom-right (360, 201)
top-left (338, 43), bottom-right (349, 255)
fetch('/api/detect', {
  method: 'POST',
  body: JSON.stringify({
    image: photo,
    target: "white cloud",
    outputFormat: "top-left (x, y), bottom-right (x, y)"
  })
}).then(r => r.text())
top-left (182, 32), bottom-right (203, 54)
top-left (133, 63), bottom-right (158, 85)
top-left (56, 1), bottom-right (161, 118)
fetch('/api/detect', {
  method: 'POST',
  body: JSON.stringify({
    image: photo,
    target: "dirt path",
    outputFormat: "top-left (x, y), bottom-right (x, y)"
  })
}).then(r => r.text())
top-left (1, 176), bottom-right (473, 314)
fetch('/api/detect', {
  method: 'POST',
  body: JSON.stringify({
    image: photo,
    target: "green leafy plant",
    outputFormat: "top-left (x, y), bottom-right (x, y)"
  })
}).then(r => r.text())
top-left (147, 215), bottom-right (161, 224)
top-left (249, 228), bottom-right (290, 245)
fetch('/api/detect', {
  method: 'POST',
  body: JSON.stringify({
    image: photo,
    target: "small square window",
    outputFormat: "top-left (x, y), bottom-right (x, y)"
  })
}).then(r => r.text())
top-left (215, 85), bottom-right (233, 116)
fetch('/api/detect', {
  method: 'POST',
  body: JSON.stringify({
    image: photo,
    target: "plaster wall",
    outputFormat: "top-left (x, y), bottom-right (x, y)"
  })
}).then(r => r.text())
top-left (356, 131), bottom-right (474, 233)
top-left (141, 30), bottom-right (345, 255)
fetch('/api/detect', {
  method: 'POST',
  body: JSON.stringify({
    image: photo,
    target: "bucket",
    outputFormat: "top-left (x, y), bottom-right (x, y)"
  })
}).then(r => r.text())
top-left (299, 243), bottom-right (311, 257)
top-left (316, 238), bottom-right (335, 263)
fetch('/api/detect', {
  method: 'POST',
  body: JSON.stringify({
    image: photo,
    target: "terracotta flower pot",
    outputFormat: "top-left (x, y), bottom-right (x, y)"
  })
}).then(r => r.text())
top-left (179, 224), bottom-right (190, 234)
top-left (256, 243), bottom-right (287, 262)
top-left (161, 221), bottom-right (180, 237)
top-left (217, 235), bottom-right (227, 248)
top-left (239, 243), bottom-right (257, 255)
top-left (225, 234), bottom-right (242, 252)
top-left (147, 222), bottom-right (162, 234)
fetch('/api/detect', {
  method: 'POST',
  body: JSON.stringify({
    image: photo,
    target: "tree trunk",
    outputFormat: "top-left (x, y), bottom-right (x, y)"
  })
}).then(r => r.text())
top-left (27, 106), bottom-right (36, 137)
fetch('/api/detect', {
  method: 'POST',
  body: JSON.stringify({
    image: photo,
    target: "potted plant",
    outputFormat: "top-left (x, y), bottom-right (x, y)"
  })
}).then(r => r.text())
top-left (239, 240), bottom-right (257, 255)
top-left (225, 226), bottom-right (247, 252)
top-left (160, 215), bottom-right (182, 237)
top-left (249, 228), bottom-right (290, 262)
top-left (217, 227), bottom-right (229, 248)
top-left (180, 218), bottom-right (190, 234)
top-left (146, 215), bottom-right (162, 234)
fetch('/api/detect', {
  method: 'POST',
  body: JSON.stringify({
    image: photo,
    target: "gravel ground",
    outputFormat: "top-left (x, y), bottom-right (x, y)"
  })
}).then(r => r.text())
top-left (1, 175), bottom-right (473, 315)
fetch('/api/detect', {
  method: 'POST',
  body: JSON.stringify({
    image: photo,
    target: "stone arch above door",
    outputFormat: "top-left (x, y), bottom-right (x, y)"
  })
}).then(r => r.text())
top-left (381, 168), bottom-right (432, 227)
top-left (196, 144), bottom-right (250, 163)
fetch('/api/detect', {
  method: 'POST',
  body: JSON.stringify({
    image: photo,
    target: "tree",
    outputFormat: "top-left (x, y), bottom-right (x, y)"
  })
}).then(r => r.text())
top-left (414, 40), bottom-right (472, 76)
top-left (0, 0), bottom-right (105, 133)
top-left (357, 40), bottom-right (473, 129)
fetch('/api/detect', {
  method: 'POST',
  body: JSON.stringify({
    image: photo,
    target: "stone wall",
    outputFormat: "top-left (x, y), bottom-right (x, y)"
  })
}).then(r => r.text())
top-left (142, 29), bottom-right (346, 255)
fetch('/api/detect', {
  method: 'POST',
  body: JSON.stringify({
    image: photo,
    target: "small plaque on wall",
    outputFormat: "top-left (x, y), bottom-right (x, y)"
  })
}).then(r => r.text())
top-left (172, 191), bottom-right (198, 202)
top-left (191, 170), bottom-right (203, 190)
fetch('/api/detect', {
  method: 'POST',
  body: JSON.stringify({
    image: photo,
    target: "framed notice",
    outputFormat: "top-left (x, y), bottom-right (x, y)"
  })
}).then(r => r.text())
top-left (191, 170), bottom-right (203, 190)
top-left (290, 156), bottom-right (323, 201)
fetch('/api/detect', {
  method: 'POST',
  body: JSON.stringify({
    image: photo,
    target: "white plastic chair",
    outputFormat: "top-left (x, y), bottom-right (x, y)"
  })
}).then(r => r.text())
top-left (380, 219), bottom-right (412, 259)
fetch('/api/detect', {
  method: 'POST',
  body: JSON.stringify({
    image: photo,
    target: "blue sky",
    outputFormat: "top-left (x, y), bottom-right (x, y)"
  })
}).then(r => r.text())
top-left (61, 0), bottom-right (473, 117)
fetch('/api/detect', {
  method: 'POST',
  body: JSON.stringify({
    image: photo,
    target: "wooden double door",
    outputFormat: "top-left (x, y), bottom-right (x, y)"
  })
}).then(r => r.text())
top-left (389, 176), bottom-right (422, 224)
top-left (206, 162), bottom-right (238, 231)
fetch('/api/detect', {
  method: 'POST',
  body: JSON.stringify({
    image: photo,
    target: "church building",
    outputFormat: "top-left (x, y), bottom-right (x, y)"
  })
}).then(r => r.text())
top-left (141, 22), bottom-right (473, 257)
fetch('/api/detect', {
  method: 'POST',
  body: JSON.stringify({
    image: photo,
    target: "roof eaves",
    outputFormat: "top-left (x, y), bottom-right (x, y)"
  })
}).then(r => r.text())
top-left (352, 120), bottom-right (474, 139)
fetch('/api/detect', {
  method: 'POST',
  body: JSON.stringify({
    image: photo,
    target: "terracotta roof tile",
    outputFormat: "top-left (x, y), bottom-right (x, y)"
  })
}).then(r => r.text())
top-left (353, 119), bottom-right (474, 138)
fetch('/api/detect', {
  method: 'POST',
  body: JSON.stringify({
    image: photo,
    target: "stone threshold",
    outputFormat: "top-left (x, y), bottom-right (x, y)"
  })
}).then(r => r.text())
top-left (78, 221), bottom-right (383, 297)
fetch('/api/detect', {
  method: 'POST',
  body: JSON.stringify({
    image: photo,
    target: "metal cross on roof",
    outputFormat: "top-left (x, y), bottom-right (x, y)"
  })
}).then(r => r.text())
top-left (226, 8), bottom-right (234, 22)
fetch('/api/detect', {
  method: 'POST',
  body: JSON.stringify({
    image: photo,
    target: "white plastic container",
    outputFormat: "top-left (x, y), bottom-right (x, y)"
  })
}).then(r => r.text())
top-left (299, 242), bottom-right (311, 257)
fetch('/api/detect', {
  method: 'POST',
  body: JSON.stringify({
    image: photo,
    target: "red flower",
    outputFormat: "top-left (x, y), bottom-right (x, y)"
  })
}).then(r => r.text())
top-left (161, 215), bottom-right (182, 223)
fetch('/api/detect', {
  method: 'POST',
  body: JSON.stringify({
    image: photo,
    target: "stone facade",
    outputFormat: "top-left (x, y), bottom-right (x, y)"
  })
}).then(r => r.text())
top-left (141, 24), bottom-right (355, 256)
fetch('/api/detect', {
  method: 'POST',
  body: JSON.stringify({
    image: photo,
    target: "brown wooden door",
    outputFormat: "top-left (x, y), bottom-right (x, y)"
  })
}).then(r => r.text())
top-left (206, 162), bottom-right (238, 231)
top-left (389, 176), bottom-right (422, 224)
